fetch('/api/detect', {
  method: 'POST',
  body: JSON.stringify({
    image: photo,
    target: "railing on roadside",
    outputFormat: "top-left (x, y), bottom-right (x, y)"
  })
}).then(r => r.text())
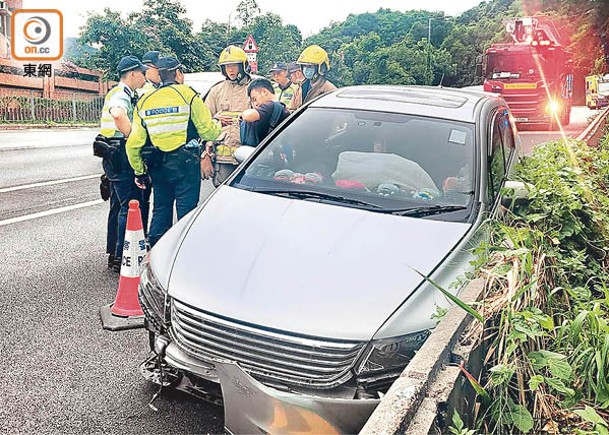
top-left (576, 106), bottom-right (609, 146)
top-left (0, 90), bottom-right (103, 124)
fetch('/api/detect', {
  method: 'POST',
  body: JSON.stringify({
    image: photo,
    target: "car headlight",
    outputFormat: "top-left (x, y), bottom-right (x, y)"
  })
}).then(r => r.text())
top-left (355, 330), bottom-right (431, 386)
top-left (546, 100), bottom-right (560, 114)
top-left (138, 255), bottom-right (170, 333)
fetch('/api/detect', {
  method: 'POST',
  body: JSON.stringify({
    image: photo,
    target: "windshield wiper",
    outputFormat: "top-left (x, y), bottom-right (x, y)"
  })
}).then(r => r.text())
top-left (250, 187), bottom-right (383, 209)
top-left (381, 204), bottom-right (468, 217)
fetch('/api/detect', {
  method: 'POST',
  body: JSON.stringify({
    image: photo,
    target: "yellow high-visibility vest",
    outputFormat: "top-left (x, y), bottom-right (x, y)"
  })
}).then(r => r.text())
top-left (99, 83), bottom-right (134, 138)
top-left (126, 84), bottom-right (221, 175)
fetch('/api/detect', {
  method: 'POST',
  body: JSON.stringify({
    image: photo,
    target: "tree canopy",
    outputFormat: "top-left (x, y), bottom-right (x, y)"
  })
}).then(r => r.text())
top-left (70, 0), bottom-right (607, 89)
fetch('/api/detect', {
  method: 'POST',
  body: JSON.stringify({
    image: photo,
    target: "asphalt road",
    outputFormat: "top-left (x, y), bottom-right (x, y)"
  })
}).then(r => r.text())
top-left (517, 105), bottom-right (597, 155)
top-left (0, 109), bottom-right (597, 434)
top-left (0, 130), bottom-right (224, 434)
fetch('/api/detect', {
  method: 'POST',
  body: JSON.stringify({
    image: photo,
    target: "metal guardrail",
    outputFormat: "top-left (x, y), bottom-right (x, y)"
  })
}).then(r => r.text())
top-left (361, 108), bottom-right (609, 435)
top-left (576, 106), bottom-right (609, 146)
top-left (0, 91), bottom-right (103, 123)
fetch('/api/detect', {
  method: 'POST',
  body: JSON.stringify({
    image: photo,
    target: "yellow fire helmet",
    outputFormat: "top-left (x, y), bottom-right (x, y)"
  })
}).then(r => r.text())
top-left (297, 45), bottom-right (330, 75)
top-left (218, 45), bottom-right (248, 68)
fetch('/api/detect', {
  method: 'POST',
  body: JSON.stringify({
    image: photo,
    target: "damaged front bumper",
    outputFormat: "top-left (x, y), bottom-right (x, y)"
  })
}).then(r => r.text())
top-left (145, 339), bottom-right (380, 434)
top-left (217, 361), bottom-right (379, 434)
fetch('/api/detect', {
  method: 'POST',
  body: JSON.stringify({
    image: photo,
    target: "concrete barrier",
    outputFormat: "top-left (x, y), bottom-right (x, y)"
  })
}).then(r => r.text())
top-left (360, 279), bottom-right (485, 435)
top-left (576, 107), bottom-right (609, 146)
top-left (361, 108), bottom-right (609, 435)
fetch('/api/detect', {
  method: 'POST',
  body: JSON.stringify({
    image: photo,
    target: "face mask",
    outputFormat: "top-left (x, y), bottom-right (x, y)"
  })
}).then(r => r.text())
top-left (303, 66), bottom-right (316, 80)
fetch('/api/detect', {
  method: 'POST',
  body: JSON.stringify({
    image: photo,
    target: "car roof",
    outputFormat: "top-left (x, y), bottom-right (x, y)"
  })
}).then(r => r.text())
top-left (308, 85), bottom-right (504, 124)
top-left (184, 72), bottom-right (226, 96)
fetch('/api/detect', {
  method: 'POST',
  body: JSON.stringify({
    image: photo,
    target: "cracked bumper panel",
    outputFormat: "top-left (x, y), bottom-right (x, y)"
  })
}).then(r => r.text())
top-left (164, 341), bottom-right (219, 382)
top-left (215, 360), bottom-right (380, 434)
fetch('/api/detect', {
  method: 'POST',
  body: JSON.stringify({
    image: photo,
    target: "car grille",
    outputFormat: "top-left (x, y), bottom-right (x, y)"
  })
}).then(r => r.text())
top-left (171, 299), bottom-right (366, 389)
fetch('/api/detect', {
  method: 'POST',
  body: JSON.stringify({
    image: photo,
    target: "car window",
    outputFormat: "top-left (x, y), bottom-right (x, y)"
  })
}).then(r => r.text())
top-left (234, 108), bottom-right (476, 220)
top-left (488, 109), bottom-right (515, 205)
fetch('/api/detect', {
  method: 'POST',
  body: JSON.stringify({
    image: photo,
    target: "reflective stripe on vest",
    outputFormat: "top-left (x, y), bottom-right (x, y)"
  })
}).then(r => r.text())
top-left (137, 85), bottom-right (197, 151)
top-left (140, 105), bottom-right (190, 136)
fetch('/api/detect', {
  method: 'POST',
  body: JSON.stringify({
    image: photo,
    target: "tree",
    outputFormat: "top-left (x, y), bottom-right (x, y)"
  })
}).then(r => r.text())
top-left (236, 0), bottom-right (261, 28)
top-left (78, 8), bottom-right (148, 78)
top-left (78, 0), bottom-right (215, 75)
top-left (133, 0), bottom-right (212, 72)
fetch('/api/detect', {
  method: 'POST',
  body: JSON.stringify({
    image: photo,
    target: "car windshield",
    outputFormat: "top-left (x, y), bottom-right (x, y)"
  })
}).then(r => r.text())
top-left (232, 108), bottom-right (476, 221)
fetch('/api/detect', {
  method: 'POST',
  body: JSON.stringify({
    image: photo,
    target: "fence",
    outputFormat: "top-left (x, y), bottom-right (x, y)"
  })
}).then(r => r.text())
top-left (0, 90), bottom-right (103, 124)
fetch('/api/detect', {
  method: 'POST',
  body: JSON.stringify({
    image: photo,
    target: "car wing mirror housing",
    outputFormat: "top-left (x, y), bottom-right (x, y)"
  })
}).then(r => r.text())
top-left (234, 145), bottom-right (256, 164)
top-left (501, 180), bottom-right (534, 208)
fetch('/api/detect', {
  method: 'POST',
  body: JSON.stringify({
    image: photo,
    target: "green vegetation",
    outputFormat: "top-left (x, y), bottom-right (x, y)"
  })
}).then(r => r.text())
top-left (466, 136), bottom-right (609, 433)
top-left (70, 0), bottom-right (608, 85)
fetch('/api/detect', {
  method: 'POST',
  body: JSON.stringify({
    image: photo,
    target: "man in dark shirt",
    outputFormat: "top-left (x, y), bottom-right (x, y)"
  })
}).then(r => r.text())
top-left (240, 78), bottom-right (290, 144)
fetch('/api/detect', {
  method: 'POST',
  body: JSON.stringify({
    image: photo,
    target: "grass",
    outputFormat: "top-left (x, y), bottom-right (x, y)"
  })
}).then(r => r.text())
top-left (466, 136), bottom-right (609, 433)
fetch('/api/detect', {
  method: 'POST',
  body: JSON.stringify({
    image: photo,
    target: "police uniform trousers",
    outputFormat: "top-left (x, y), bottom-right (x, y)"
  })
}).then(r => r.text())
top-left (148, 146), bottom-right (201, 247)
top-left (103, 147), bottom-right (150, 258)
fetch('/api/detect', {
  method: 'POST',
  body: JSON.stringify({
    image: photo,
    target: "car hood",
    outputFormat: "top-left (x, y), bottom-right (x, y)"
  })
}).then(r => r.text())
top-left (168, 186), bottom-right (471, 341)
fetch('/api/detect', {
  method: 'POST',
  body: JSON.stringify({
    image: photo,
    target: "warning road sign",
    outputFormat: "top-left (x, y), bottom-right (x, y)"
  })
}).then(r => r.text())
top-left (243, 34), bottom-right (258, 53)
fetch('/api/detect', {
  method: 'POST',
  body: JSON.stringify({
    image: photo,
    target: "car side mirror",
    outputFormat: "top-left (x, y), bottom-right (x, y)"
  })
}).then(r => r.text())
top-left (234, 145), bottom-right (256, 163)
top-left (501, 180), bottom-right (533, 207)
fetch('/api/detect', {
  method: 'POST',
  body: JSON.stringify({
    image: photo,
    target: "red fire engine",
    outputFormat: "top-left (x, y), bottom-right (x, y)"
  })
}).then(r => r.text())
top-left (480, 17), bottom-right (573, 129)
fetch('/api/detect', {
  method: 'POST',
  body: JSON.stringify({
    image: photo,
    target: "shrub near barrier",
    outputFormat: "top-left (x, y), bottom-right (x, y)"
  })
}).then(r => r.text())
top-left (469, 137), bottom-right (609, 434)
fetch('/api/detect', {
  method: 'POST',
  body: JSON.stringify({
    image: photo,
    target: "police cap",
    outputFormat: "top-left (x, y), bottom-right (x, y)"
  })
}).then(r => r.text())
top-left (142, 51), bottom-right (161, 67)
top-left (116, 55), bottom-right (147, 74)
top-left (269, 62), bottom-right (287, 72)
top-left (157, 57), bottom-right (183, 71)
top-left (287, 61), bottom-right (300, 74)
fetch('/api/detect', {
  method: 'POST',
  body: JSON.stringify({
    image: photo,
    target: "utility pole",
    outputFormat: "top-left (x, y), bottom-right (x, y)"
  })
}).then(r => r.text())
top-left (227, 13), bottom-right (232, 45)
top-left (427, 17), bottom-right (433, 85)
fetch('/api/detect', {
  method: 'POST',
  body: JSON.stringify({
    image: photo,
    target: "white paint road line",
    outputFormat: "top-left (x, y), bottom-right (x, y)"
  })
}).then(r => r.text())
top-left (0, 199), bottom-right (104, 227)
top-left (0, 174), bottom-right (101, 194)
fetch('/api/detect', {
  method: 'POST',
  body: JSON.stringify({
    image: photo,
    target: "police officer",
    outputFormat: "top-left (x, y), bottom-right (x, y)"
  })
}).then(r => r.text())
top-left (290, 45), bottom-right (337, 111)
top-left (95, 56), bottom-right (148, 270)
top-left (269, 62), bottom-right (297, 107)
top-left (204, 45), bottom-right (252, 187)
top-left (126, 57), bottom-right (221, 247)
top-left (139, 50), bottom-right (162, 96)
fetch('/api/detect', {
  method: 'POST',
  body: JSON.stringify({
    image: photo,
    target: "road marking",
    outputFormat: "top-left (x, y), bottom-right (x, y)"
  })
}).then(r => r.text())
top-left (0, 142), bottom-right (93, 152)
top-left (0, 199), bottom-right (104, 227)
top-left (0, 174), bottom-right (101, 194)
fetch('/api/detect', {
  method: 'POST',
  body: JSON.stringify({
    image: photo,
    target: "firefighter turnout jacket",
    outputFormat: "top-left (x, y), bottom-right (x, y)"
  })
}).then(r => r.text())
top-left (126, 84), bottom-right (221, 175)
top-left (290, 76), bottom-right (337, 111)
top-left (204, 78), bottom-right (251, 164)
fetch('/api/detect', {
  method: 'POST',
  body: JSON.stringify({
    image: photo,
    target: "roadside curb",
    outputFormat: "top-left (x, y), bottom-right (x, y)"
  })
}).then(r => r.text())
top-left (360, 279), bottom-right (485, 435)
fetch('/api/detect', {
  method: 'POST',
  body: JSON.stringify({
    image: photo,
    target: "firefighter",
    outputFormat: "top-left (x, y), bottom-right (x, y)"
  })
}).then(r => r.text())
top-left (94, 55), bottom-right (147, 270)
top-left (126, 57), bottom-right (221, 247)
top-left (204, 45), bottom-right (252, 187)
top-left (290, 45), bottom-right (337, 111)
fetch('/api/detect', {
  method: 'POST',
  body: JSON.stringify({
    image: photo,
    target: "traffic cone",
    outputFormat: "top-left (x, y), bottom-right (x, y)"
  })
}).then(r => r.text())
top-left (100, 200), bottom-right (147, 331)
